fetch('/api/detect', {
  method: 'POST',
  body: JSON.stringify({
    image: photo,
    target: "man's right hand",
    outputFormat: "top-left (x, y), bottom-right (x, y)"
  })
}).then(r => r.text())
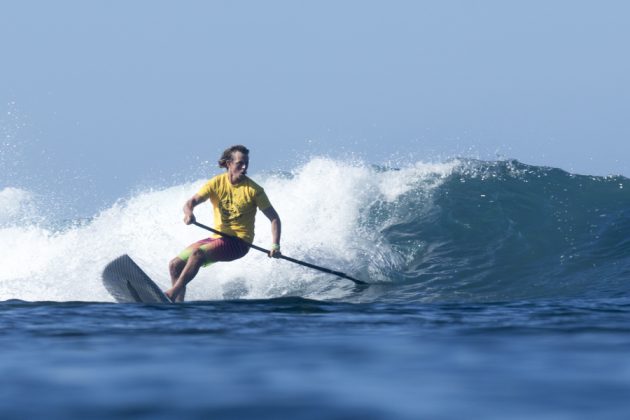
top-left (183, 195), bottom-right (203, 225)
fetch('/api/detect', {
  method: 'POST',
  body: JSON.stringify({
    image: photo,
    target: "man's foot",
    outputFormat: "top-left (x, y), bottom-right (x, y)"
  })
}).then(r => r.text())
top-left (164, 288), bottom-right (176, 302)
top-left (164, 287), bottom-right (184, 303)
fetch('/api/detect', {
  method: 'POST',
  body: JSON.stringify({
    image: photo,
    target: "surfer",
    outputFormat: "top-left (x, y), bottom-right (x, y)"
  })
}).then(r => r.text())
top-left (165, 145), bottom-right (281, 302)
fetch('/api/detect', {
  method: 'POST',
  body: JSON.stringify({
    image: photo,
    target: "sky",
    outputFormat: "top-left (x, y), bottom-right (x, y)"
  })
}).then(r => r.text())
top-left (2, 0), bottom-right (629, 217)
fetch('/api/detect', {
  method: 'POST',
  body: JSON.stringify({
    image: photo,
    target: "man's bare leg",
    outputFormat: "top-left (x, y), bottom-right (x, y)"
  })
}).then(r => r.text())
top-left (165, 249), bottom-right (205, 302)
top-left (168, 257), bottom-right (186, 302)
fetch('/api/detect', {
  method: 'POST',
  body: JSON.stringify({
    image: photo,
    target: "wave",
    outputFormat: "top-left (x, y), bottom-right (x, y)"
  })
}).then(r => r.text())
top-left (1, 158), bottom-right (628, 303)
top-left (379, 159), bottom-right (630, 302)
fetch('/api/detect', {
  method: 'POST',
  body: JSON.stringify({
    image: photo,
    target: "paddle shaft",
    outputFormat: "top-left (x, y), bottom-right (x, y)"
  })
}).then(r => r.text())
top-left (191, 221), bottom-right (367, 285)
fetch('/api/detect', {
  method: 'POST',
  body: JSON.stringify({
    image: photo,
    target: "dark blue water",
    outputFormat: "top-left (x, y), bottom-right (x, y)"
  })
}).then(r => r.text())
top-left (1, 298), bottom-right (630, 419)
top-left (1, 159), bottom-right (629, 418)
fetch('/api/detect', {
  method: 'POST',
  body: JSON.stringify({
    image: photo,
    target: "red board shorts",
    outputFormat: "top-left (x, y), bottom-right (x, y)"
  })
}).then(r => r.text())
top-left (178, 236), bottom-right (250, 267)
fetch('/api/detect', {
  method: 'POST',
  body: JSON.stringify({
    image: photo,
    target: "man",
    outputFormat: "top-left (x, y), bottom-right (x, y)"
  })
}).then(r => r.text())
top-left (165, 145), bottom-right (281, 302)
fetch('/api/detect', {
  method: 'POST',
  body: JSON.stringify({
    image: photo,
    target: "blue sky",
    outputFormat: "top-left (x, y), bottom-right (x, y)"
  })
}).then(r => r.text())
top-left (2, 1), bottom-right (629, 216)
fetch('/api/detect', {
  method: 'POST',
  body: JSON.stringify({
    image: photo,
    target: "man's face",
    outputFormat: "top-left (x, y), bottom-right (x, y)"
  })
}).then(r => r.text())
top-left (228, 151), bottom-right (249, 182)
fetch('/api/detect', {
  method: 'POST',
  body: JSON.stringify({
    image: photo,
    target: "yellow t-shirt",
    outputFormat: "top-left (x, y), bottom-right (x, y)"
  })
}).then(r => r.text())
top-left (197, 173), bottom-right (272, 243)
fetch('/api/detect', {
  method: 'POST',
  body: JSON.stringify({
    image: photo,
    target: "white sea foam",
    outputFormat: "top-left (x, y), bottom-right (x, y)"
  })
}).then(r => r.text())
top-left (0, 158), bottom-right (456, 302)
top-left (0, 187), bottom-right (36, 225)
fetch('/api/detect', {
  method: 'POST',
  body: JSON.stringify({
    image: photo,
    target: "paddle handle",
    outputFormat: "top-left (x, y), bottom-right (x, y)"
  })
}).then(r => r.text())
top-left (191, 221), bottom-right (367, 285)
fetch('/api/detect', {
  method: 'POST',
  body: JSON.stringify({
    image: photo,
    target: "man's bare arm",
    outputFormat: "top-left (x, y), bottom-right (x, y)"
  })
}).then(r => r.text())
top-left (262, 206), bottom-right (281, 257)
top-left (183, 194), bottom-right (207, 225)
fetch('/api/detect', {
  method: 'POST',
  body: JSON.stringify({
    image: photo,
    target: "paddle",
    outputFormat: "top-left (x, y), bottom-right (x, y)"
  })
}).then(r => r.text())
top-left (191, 221), bottom-right (368, 286)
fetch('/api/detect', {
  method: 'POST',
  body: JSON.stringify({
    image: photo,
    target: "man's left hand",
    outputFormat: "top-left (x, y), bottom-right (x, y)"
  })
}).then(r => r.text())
top-left (269, 244), bottom-right (281, 258)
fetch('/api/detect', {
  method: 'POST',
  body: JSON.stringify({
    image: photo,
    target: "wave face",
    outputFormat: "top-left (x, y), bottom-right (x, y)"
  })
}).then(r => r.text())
top-left (1, 158), bottom-right (629, 303)
top-left (378, 160), bottom-right (630, 302)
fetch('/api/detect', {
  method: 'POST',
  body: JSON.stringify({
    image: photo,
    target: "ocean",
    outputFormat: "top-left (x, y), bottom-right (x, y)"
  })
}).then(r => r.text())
top-left (1, 157), bottom-right (629, 419)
